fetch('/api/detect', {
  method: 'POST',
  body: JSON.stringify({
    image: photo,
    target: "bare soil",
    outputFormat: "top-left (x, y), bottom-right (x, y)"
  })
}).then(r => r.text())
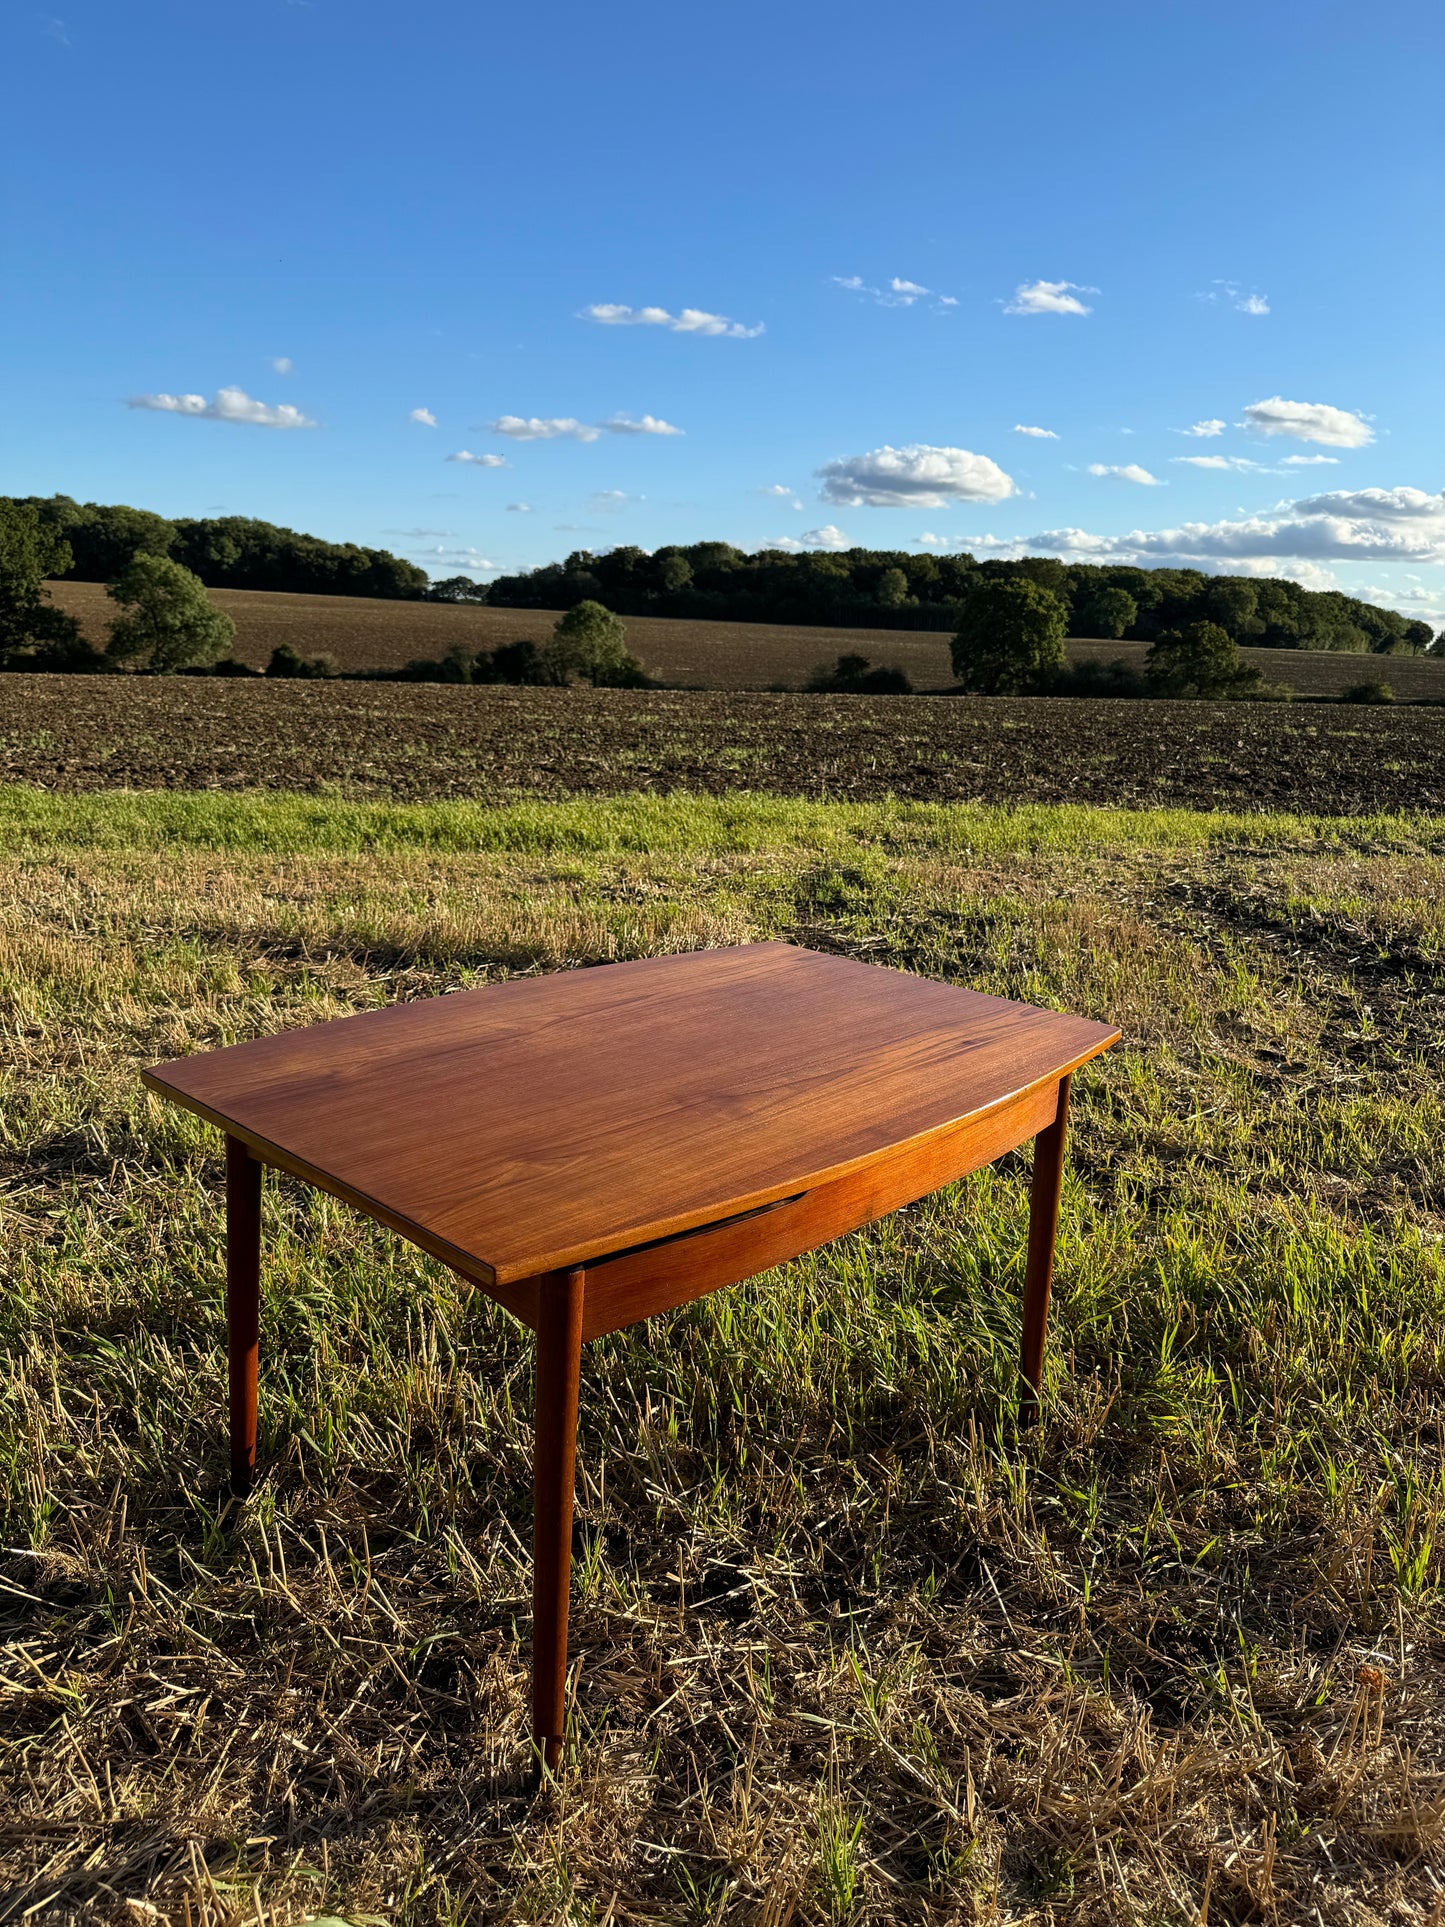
top-left (3, 675), bottom-right (1443, 812)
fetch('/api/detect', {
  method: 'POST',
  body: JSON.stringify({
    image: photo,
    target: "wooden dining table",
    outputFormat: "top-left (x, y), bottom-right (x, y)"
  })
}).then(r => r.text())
top-left (142, 941), bottom-right (1119, 1768)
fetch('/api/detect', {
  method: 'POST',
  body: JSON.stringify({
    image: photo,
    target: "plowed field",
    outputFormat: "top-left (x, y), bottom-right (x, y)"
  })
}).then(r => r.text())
top-left (46, 580), bottom-right (1445, 698)
top-left (3, 674), bottom-right (1442, 812)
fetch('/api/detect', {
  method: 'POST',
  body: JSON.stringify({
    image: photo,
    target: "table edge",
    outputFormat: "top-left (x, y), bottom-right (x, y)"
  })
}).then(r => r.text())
top-left (141, 1024), bottom-right (1119, 1285)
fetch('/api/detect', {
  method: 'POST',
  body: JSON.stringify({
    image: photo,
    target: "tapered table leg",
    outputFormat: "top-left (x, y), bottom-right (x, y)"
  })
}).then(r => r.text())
top-left (1020, 1075), bottom-right (1070, 1427)
top-left (532, 1266), bottom-right (585, 1771)
top-left (226, 1136), bottom-right (262, 1495)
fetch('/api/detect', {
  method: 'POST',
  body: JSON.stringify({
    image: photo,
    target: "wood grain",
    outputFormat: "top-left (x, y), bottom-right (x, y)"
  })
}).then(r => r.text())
top-left (574, 1076), bottom-right (1063, 1340)
top-left (531, 1267), bottom-right (585, 1769)
top-left (1020, 1075), bottom-right (1070, 1426)
top-left (225, 1137), bottom-right (262, 1493)
top-left (145, 944), bottom-right (1119, 1289)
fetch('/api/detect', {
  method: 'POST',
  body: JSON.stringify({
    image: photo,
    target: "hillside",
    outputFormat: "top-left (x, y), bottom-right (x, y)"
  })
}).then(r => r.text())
top-left (46, 580), bottom-right (1445, 699)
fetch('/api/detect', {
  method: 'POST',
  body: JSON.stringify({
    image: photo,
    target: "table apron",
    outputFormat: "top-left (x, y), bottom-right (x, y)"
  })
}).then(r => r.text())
top-left (521, 1076), bottom-right (1065, 1343)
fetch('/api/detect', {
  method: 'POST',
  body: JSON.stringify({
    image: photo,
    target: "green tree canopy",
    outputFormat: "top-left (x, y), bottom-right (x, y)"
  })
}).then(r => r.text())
top-left (0, 501), bottom-right (92, 669)
top-left (1203, 578), bottom-right (1261, 635)
top-left (539, 600), bottom-right (649, 686)
top-left (1077, 585), bottom-right (1138, 639)
top-left (1145, 620), bottom-right (1264, 699)
top-left (950, 578), bottom-right (1068, 694)
top-left (806, 652), bottom-right (913, 694)
top-left (5, 494), bottom-right (428, 600)
top-left (425, 575), bottom-right (489, 603)
top-left (105, 554), bottom-right (237, 673)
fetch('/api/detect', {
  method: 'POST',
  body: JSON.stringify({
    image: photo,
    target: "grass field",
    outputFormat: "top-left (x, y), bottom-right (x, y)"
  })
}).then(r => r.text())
top-left (4, 676), bottom-right (1445, 814)
top-left (46, 580), bottom-right (1445, 700)
top-left (3, 786), bottom-right (1445, 1924)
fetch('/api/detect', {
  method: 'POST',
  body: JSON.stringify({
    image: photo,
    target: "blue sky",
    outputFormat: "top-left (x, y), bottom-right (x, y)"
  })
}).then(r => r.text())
top-left (4, 0), bottom-right (1443, 621)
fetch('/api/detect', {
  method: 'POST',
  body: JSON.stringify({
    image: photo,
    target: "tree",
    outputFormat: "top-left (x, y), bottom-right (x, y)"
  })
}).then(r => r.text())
top-left (265, 643), bottom-right (336, 678)
top-left (26, 495), bottom-right (176, 581)
top-left (653, 552), bottom-right (693, 594)
top-left (491, 639), bottom-right (549, 684)
top-left (539, 600), bottom-right (649, 686)
top-left (0, 501), bottom-right (93, 669)
top-left (1203, 577), bottom-right (1261, 637)
top-left (950, 578), bottom-right (1068, 694)
top-left (426, 575), bottom-right (488, 603)
top-left (806, 652), bottom-right (912, 694)
top-left (875, 568), bottom-right (910, 608)
top-left (1401, 620), bottom-right (1434, 654)
top-left (105, 554), bottom-right (236, 672)
top-left (1077, 585), bottom-right (1137, 639)
top-left (1145, 620), bottom-right (1264, 699)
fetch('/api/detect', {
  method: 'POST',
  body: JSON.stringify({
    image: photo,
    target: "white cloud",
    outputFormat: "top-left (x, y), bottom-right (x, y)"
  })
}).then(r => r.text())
top-left (593, 489), bottom-right (644, 508)
top-left (817, 443), bottom-right (1015, 508)
top-left (447, 449), bottom-right (509, 466)
top-left (506, 502), bottom-right (533, 512)
top-left (271, 356), bottom-right (294, 375)
top-left (1003, 279), bottom-right (1095, 316)
top-left (1183, 419), bottom-right (1227, 438)
top-left (383, 526), bottom-right (457, 537)
top-left (411, 545), bottom-right (498, 573)
top-left (490, 416), bottom-right (599, 442)
top-left (1242, 396), bottom-right (1374, 448)
top-left (583, 303), bottom-right (763, 338)
top-left (1280, 454), bottom-right (1340, 466)
top-left (765, 527), bottom-right (850, 551)
top-left (487, 412), bottom-right (683, 442)
top-left (1202, 281), bottom-right (1270, 316)
top-left (1291, 485), bottom-right (1445, 525)
top-left (830, 274), bottom-right (956, 311)
top-left (601, 413), bottom-right (683, 436)
top-left (1353, 578), bottom-right (1445, 620)
top-left (1172, 455), bottom-right (1270, 472)
top-left (953, 485), bottom-right (1445, 568)
top-left (1013, 424), bottom-right (1058, 439)
top-left (409, 407), bottom-right (437, 427)
top-left (1088, 463), bottom-right (1165, 486)
top-left (759, 482), bottom-right (803, 509)
top-left (126, 385), bottom-right (316, 429)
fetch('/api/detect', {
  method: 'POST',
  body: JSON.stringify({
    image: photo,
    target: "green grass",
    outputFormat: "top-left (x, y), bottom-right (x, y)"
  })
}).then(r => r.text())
top-left (1, 780), bottom-right (1439, 856)
top-left (3, 787), bottom-right (1444, 1924)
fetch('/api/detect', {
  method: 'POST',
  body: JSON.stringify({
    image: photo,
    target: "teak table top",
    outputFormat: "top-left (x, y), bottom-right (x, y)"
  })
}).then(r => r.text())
top-left (142, 943), bottom-right (1119, 1287)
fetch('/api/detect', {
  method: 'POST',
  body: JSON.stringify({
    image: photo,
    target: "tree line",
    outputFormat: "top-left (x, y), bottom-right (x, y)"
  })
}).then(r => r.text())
top-left (5, 492), bottom-right (1439, 663)
top-left (482, 543), bottom-right (1439, 655)
top-left (0, 499), bottom-right (1419, 704)
top-left (5, 494), bottom-right (428, 600)
top-left (0, 499), bottom-right (649, 685)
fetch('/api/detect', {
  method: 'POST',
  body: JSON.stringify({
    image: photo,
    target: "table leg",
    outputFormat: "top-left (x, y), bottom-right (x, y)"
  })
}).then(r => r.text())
top-left (226, 1136), bottom-right (262, 1495)
top-left (1020, 1074), bottom-right (1070, 1427)
top-left (532, 1265), bottom-right (585, 1771)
